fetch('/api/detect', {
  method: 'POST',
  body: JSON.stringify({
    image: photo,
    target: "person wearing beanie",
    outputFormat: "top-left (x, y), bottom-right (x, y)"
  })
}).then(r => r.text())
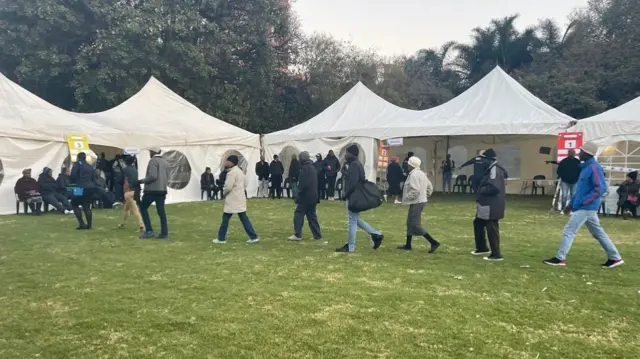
top-left (336, 144), bottom-right (384, 253)
top-left (213, 155), bottom-right (259, 244)
top-left (461, 150), bottom-right (492, 193)
top-left (472, 149), bottom-right (507, 261)
top-left (397, 156), bottom-right (441, 253)
top-left (617, 171), bottom-right (640, 219)
top-left (289, 151), bottom-right (322, 241)
top-left (314, 153), bottom-right (326, 200)
top-left (544, 141), bottom-right (624, 268)
top-left (138, 147), bottom-right (171, 239)
top-left (269, 154), bottom-right (285, 199)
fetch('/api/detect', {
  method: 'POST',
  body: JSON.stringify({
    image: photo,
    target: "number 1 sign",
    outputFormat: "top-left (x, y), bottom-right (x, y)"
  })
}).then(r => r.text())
top-left (557, 132), bottom-right (583, 162)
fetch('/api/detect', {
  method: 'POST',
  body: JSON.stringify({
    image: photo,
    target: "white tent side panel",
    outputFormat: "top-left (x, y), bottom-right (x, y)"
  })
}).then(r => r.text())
top-left (573, 96), bottom-right (640, 144)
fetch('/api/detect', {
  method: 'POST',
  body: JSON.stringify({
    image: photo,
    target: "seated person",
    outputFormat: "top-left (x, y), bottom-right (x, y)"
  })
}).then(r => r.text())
top-left (201, 167), bottom-right (215, 200)
top-left (216, 170), bottom-right (227, 199)
top-left (37, 167), bottom-right (72, 214)
top-left (617, 171), bottom-right (640, 218)
top-left (94, 169), bottom-right (116, 208)
top-left (14, 168), bottom-right (43, 214)
top-left (56, 166), bottom-right (72, 199)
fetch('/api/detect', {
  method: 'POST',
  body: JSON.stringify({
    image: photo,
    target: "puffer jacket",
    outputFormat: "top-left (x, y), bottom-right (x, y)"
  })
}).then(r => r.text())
top-left (402, 168), bottom-right (432, 205)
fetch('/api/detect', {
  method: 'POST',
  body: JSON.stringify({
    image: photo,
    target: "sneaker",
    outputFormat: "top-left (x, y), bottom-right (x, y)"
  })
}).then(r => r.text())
top-left (397, 245), bottom-right (412, 251)
top-left (483, 256), bottom-right (504, 261)
top-left (371, 233), bottom-right (384, 250)
top-left (471, 250), bottom-right (491, 256)
top-left (336, 244), bottom-right (351, 253)
top-left (155, 234), bottom-right (169, 240)
top-left (288, 235), bottom-right (302, 241)
top-left (212, 239), bottom-right (226, 244)
top-left (247, 238), bottom-right (260, 244)
top-left (394, 200), bottom-right (402, 205)
top-left (65, 210), bottom-right (73, 215)
top-left (602, 259), bottom-right (624, 268)
top-left (112, 202), bottom-right (123, 209)
top-left (139, 231), bottom-right (155, 239)
top-left (543, 257), bottom-right (566, 266)
top-left (623, 210), bottom-right (632, 220)
top-left (76, 225), bottom-right (89, 230)
top-left (429, 242), bottom-right (441, 254)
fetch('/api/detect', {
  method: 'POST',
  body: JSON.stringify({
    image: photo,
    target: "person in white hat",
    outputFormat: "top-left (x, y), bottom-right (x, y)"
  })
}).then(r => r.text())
top-left (397, 156), bottom-right (441, 253)
top-left (544, 141), bottom-right (624, 268)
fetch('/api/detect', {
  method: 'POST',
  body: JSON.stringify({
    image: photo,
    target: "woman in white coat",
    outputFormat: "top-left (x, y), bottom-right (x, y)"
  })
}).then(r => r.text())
top-left (212, 155), bottom-right (260, 244)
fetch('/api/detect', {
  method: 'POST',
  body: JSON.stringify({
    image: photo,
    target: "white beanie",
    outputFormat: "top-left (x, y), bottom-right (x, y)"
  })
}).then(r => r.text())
top-left (408, 156), bottom-right (421, 169)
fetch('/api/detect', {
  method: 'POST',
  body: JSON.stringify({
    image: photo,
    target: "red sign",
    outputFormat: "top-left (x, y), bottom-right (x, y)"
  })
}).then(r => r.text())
top-left (557, 132), bottom-right (583, 162)
top-left (377, 142), bottom-right (389, 169)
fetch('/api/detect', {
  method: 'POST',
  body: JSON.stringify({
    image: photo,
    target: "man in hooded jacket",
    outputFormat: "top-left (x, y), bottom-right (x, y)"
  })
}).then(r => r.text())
top-left (289, 151), bottom-right (322, 241)
top-left (38, 167), bottom-right (72, 213)
top-left (270, 155), bottom-right (284, 199)
top-left (324, 150), bottom-right (341, 200)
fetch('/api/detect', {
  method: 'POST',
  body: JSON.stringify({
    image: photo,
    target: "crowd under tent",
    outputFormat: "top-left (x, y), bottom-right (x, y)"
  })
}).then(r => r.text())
top-left (263, 82), bottom-right (423, 181)
top-left (572, 96), bottom-right (640, 184)
top-left (81, 77), bottom-right (262, 203)
top-left (0, 72), bottom-right (125, 215)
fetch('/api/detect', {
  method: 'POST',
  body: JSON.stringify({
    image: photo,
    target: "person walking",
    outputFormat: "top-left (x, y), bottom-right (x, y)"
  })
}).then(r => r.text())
top-left (213, 155), bottom-right (259, 244)
top-left (119, 155), bottom-right (144, 232)
top-left (397, 156), bottom-right (441, 253)
top-left (544, 142), bottom-right (624, 268)
top-left (315, 154), bottom-right (326, 200)
top-left (324, 150), bottom-right (341, 200)
top-left (269, 155), bottom-right (284, 199)
top-left (69, 152), bottom-right (97, 229)
top-left (336, 144), bottom-right (384, 253)
top-left (288, 154), bottom-right (301, 198)
top-left (138, 147), bottom-right (171, 239)
top-left (387, 156), bottom-right (404, 204)
top-left (289, 151), bottom-right (322, 241)
top-left (441, 154), bottom-right (455, 193)
top-left (471, 149), bottom-right (507, 261)
top-left (255, 156), bottom-right (270, 198)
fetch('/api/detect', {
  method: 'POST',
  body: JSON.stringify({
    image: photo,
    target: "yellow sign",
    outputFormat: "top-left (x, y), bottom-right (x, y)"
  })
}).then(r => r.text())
top-left (66, 133), bottom-right (96, 164)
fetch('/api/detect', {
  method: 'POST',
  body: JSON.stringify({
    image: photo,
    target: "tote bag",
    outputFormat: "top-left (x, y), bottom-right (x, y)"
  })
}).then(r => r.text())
top-left (347, 180), bottom-right (383, 213)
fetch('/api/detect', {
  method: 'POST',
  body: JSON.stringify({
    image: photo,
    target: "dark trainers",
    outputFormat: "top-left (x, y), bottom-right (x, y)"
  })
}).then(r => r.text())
top-left (336, 244), bottom-right (351, 253)
top-left (397, 244), bottom-right (412, 251)
top-left (139, 231), bottom-right (155, 239)
top-left (371, 234), bottom-right (384, 250)
top-left (471, 250), bottom-right (491, 256)
top-left (602, 259), bottom-right (624, 268)
top-left (155, 234), bottom-right (169, 240)
top-left (429, 242), bottom-right (441, 254)
top-left (543, 257), bottom-right (567, 266)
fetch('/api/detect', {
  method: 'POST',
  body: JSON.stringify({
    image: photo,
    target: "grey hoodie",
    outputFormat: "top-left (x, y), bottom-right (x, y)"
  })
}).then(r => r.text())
top-left (141, 155), bottom-right (171, 194)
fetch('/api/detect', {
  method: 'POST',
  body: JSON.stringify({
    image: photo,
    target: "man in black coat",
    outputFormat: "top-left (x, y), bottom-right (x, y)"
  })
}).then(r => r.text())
top-left (270, 155), bottom-right (285, 199)
top-left (288, 154), bottom-right (301, 198)
top-left (402, 151), bottom-right (414, 177)
top-left (461, 150), bottom-right (490, 192)
top-left (255, 156), bottom-right (270, 198)
top-left (471, 148), bottom-right (508, 261)
top-left (314, 154), bottom-right (326, 200)
top-left (324, 150), bottom-right (341, 200)
top-left (38, 167), bottom-right (72, 213)
top-left (547, 149), bottom-right (582, 209)
top-left (289, 151), bottom-right (322, 241)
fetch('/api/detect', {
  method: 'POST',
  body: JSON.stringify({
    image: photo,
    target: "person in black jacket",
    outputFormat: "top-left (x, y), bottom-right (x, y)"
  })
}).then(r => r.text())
top-left (70, 152), bottom-right (97, 230)
top-left (387, 156), bottom-right (404, 203)
top-left (324, 150), bottom-right (341, 200)
top-left (289, 151), bottom-right (322, 241)
top-left (549, 149), bottom-right (582, 209)
top-left (56, 166), bottom-right (71, 198)
top-left (270, 155), bottom-right (284, 199)
top-left (201, 167), bottom-right (215, 200)
top-left (314, 154), bottom-right (326, 200)
top-left (461, 150), bottom-right (490, 192)
top-left (336, 144), bottom-right (383, 253)
top-left (216, 170), bottom-right (227, 200)
top-left (288, 154), bottom-right (301, 198)
top-left (38, 167), bottom-right (72, 214)
top-left (617, 171), bottom-right (640, 219)
top-left (402, 152), bottom-right (414, 177)
top-left (255, 156), bottom-right (270, 198)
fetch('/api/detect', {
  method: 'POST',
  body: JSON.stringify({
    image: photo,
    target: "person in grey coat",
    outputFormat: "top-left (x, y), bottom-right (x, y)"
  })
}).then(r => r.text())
top-left (471, 148), bottom-right (507, 261)
top-left (137, 147), bottom-right (171, 239)
top-left (289, 151), bottom-right (322, 241)
top-left (397, 157), bottom-right (440, 253)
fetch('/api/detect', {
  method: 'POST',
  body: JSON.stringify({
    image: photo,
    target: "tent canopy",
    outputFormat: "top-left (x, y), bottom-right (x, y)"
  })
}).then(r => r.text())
top-left (264, 82), bottom-right (422, 144)
top-left (0, 72), bottom-right (122, 145)
top-left (573, 95), bottom-right (640, 143)
top-left (83, 77), bottom-right (260, 149)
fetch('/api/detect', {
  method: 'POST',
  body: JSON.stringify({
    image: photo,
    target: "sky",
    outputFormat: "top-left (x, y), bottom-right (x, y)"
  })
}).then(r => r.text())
top-left (293, 0), bottom-right (590, 56)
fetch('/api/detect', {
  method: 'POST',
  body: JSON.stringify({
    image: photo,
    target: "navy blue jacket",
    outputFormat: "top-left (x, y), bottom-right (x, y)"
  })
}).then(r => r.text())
top-left (70, 161), bottom-right (96, 188)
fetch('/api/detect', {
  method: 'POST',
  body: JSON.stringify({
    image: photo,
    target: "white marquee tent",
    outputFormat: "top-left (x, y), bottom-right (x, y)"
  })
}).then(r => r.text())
top-left (0, 72), bottom-right (125, 214)
top-left (82, 77), bottom-right (262, 202)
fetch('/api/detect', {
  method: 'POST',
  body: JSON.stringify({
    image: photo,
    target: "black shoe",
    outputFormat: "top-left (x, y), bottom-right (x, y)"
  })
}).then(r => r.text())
top-left (543, 257), bottom-right (566, 266)
top-left (397, 244), bottom-right (412, 251)
top-left (76, 225), bottom-right (89, 230)
top-left (336, 244), bottom-right (351, 253)
top-left (602, 259), bottom-right (624, 268)
top-left (371, 234), bottom-right (384, 250)
top-left (429, 242), bottom-right (441, 254)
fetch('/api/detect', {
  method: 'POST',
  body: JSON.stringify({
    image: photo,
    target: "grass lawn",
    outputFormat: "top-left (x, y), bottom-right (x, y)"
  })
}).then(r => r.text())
top-left (0, 195), bottom-right (638, 359)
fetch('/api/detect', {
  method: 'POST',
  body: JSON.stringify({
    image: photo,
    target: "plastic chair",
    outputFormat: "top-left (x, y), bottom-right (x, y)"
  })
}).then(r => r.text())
top-left (467, 176), bottom-right (475, 194)
top-left (532, 175), bottom-right (546, 195)
top-left (453, 175), bottom-right (468, 193)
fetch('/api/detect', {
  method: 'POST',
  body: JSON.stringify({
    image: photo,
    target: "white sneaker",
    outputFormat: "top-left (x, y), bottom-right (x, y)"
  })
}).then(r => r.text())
top-left (247, 238), bottom-right (260, 244)
top-left (65, 210), bottom-right (73, 214)
top-left (288, 235), bottom-right (302, 241)
top-left (394, 200), bottom-right (402, 205)
top-left (212, 239), bottom-right (227, 244)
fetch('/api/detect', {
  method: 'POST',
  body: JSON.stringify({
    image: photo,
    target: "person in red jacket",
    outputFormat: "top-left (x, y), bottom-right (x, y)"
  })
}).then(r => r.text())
top-left (14, 168), bottom-right (43, 214)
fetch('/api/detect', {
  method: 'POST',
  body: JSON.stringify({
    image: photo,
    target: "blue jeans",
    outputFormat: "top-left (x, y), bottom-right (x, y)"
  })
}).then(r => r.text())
top-left (217, 212), bottom-right (258, 242)
top-left (346, 201), bottom-right (381, 252)
top-left (140, 192), bottom-right (167, 235)
top-left (443, 173), bottom-right (453, 192)
top-left (556, 210), bottom-right (622, 261)
top-left (561, 182), bottom-right (577, 208)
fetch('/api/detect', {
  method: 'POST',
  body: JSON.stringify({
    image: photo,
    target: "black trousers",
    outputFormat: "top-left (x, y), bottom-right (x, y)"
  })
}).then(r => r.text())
top-left (71, 188), bottom-right (95, 227)
top-left (42, 192), bottom-right (71, 212)
top-left (271, 176), bottom-right (283, 198)
top-left (473, 218), bottom-right (501, 257)
top-left (317, 177), bottom-right (326, 200)
top-left (140, 192), bottom-right (168, 235)
top-left (293, 203), bottom-right (322, 239)
top-left (326, 176), bottom-right (337, 198)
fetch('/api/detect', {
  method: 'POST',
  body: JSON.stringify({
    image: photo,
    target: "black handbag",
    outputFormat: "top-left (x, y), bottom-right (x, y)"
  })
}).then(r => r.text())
top-left (347, 180), bottom-right (383, 213)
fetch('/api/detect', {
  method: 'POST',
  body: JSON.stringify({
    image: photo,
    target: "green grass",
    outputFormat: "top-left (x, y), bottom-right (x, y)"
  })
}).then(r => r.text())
top-left (0, 195), bottom-right (638, 359)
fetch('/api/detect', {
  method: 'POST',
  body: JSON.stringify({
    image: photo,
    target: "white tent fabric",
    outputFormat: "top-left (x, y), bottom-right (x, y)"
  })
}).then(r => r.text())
top-left (80, 77), bottom-right (262, 202)
top-left (572, 96), bottom-right (640, 145)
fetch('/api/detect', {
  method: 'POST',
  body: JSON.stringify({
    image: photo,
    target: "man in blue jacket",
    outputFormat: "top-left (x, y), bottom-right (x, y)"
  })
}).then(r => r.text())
top-left (544, 142), bottom-right (624, 268)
